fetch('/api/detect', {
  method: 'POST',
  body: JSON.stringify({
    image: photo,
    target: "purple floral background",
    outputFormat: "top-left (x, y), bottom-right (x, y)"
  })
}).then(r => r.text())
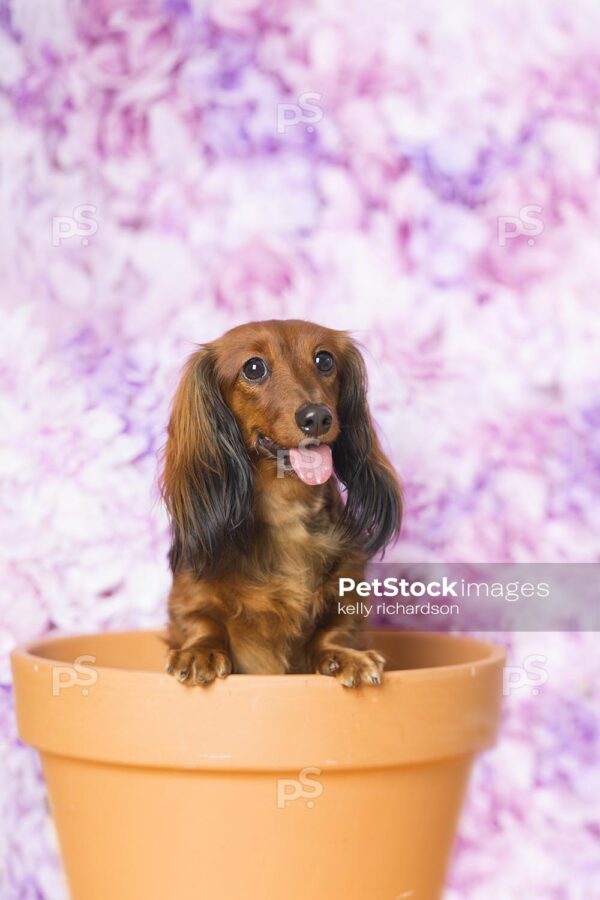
top-left (1, 0), bottom-right (599, 897)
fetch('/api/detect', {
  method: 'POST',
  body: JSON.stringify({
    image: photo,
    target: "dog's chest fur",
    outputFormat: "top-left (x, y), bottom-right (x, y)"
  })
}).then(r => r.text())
top-left (168, 470), bottom-right (365, 676)
top-left (224, 481), bottom-right (344, 673)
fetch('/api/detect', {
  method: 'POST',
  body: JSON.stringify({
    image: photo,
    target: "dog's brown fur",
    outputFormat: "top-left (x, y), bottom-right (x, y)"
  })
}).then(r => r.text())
top-left (161, 320), bottom-right (401, 687)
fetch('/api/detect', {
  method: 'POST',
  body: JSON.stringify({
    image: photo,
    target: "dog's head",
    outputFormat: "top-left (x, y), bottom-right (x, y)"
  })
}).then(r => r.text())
top-left (162, 320), bottom-right (402, 577)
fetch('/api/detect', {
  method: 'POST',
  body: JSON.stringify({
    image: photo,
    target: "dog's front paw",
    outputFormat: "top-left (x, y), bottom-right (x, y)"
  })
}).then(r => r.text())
top-left (317, 648), bottom-right (385, 688)
top-left (166, 647), bottom-right (232, 685)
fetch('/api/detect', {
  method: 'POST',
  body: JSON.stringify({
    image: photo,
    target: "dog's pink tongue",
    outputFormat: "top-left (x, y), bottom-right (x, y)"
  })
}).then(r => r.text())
top-left (289, 444), bottom-right (333, 486)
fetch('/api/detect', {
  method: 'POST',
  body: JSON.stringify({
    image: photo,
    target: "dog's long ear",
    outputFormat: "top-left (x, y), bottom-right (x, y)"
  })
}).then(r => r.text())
top-left (161, 347), bottom-right (253, 579)
top-left (333, 339), bottom-right (402, 557)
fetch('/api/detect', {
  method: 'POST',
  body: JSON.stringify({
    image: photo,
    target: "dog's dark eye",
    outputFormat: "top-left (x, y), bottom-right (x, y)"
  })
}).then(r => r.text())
top-left (242, 357), bottom-right (268, 382)
top-left (314, 350), bottom-right (335, 374)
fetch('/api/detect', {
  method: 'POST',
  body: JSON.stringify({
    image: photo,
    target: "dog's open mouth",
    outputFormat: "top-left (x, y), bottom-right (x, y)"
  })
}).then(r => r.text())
top-left (257, 435), bottom-right (334, 485)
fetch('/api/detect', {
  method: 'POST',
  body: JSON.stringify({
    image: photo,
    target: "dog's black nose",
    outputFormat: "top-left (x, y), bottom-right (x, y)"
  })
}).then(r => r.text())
top-left (295, 403), bottom-right (333, 437)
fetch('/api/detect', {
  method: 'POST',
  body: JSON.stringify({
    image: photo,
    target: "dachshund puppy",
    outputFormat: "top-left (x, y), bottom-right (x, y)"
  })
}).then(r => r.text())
top-left (161, 320), bottom-right (401, 687)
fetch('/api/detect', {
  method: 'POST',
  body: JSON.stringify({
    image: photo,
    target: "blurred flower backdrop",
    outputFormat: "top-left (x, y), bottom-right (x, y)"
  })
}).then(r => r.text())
top-left (1, 0), bottom-right (599, 897)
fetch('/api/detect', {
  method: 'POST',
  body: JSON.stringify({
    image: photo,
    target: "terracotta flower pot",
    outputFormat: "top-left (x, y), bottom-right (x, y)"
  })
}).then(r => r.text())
top-left (12, 630), bottom-right (504, 900)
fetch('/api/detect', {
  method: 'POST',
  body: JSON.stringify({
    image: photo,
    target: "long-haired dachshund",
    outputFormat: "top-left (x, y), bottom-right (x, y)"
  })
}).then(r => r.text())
top-left (161, 319), bottom-right (401, 687)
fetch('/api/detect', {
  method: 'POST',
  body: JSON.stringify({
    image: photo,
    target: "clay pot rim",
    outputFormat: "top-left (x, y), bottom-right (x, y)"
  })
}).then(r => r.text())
top-left (12, 629), bottom-right (505, 771)
top-left (14, 628), bottom-right (505, 686)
